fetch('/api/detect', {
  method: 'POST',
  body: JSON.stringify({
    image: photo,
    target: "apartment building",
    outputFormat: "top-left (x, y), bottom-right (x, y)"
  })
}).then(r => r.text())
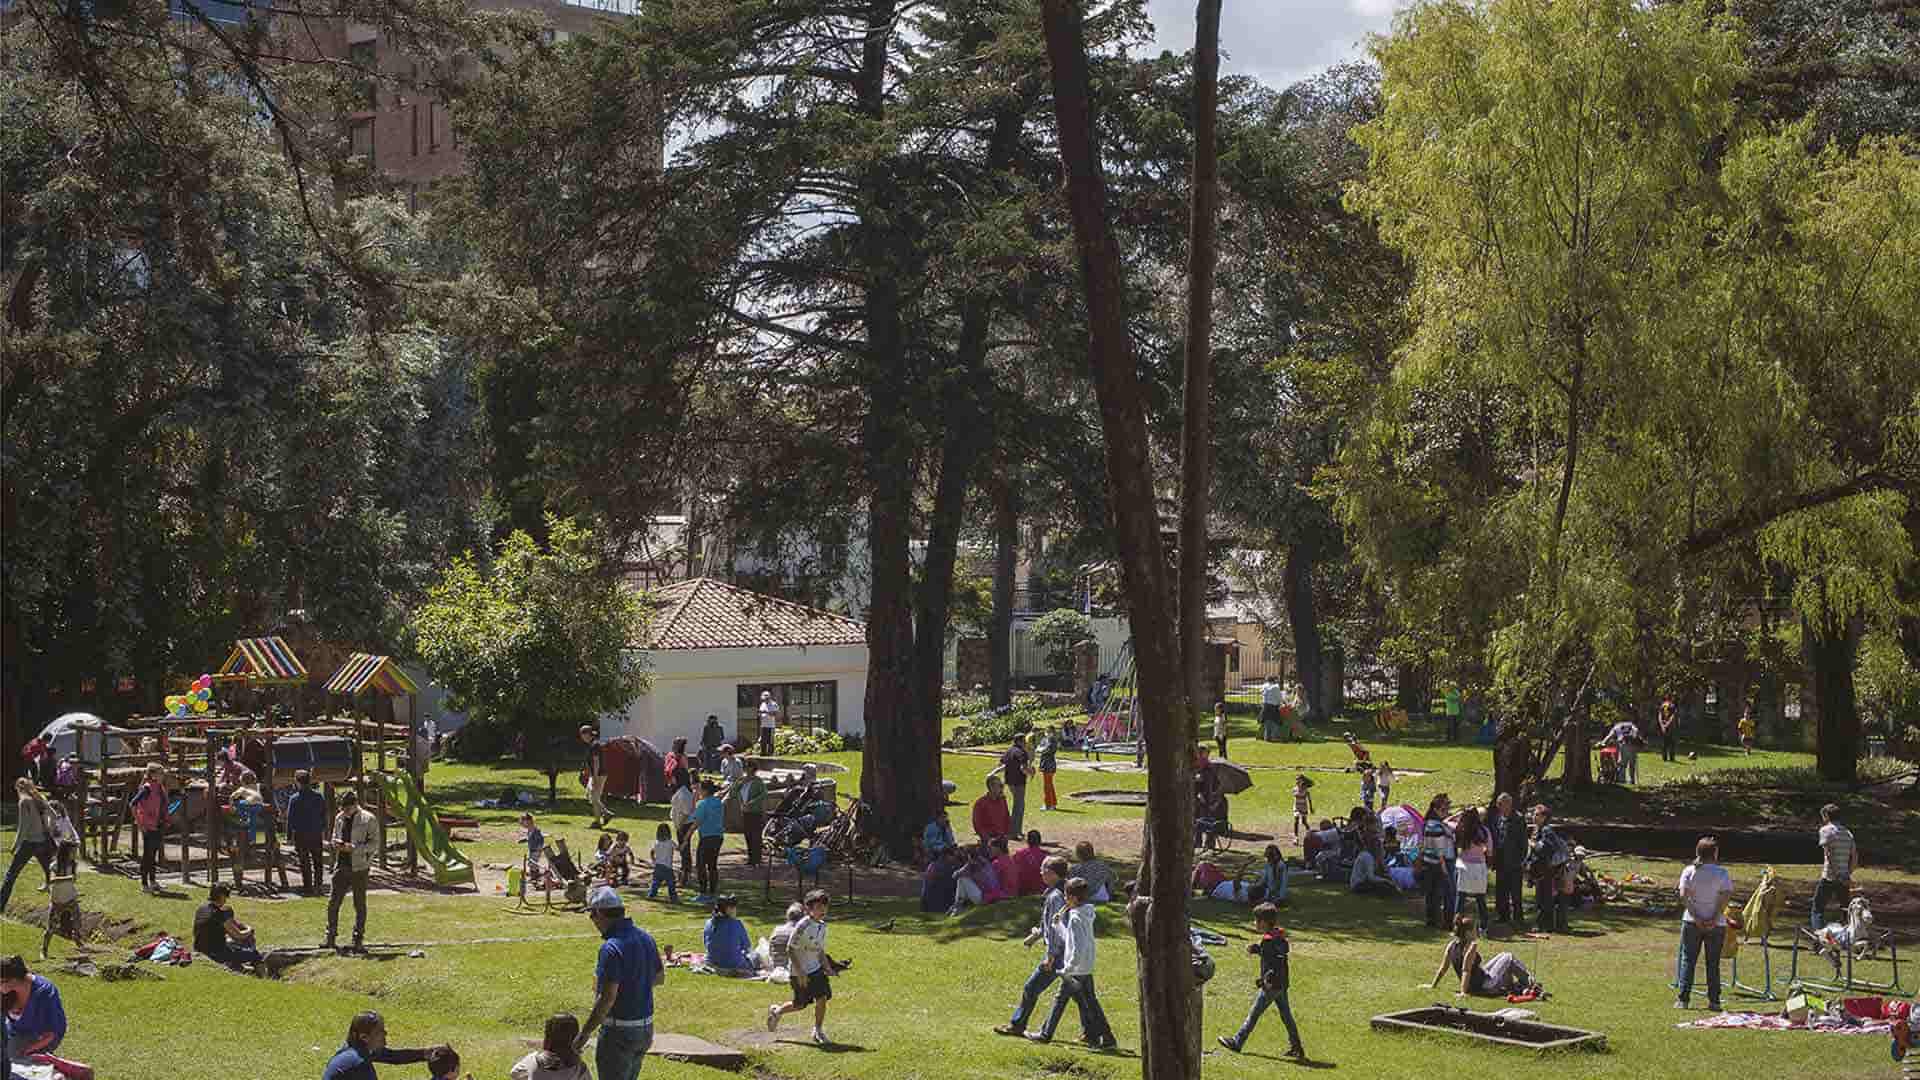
top-left (292, 0), bottom-right (649, 194)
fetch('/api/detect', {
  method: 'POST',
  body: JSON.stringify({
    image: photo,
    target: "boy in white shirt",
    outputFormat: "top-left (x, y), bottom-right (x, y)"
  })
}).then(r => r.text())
top-left (767, 889), bottom-right (843, 1044)
top-left (1028, 877), bottom-right (1116, 1049)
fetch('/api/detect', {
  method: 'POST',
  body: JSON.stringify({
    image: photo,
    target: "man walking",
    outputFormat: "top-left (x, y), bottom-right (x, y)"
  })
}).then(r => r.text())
top-left (1489, 793), bottom-right (1527, 926)
top-left (325, 790), bottom-right (378, 951)
top-left (287, 770), bottom-right (328, 895)
top-left (757, 690), bottom-right (781, 756)
top-left (580, 724), bottom-right (611, 829)
top-left (1675, 836), bottom-right (1732, 1011)
top-left (1000, 734), bottom-right (1033, 838)
top-left (1604, 714), bottom-right (1643, 785)
top-left (1811, 804), bottom-right (1857, 929)
top-left (1259, 677), bottom-right (1283, 742)
top-left (739, 762), bottom-right (768, 867)
top-left (1657, 695), bottom-right (1679, 762)
top-left (576, 886), bottom-right (663, 1080)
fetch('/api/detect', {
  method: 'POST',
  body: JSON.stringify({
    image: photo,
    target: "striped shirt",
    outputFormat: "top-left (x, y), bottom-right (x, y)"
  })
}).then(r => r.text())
top-left (1819, 823), bottom-right (1856, 882)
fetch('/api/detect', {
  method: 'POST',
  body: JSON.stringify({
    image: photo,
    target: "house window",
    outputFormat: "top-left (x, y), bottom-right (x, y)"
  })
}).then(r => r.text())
top-left (737, 681), bottom-right (838, 735)
top-left (410, 103), bottom-right (419, 156)
top-left (1228, 648), bottom-right (1239, 674)
top-left (349, 119), bottom-right (375, 164)
top-left (429, 101), bottom-right (445, 152)
top-left (348, 41), bottom-right (378, 110)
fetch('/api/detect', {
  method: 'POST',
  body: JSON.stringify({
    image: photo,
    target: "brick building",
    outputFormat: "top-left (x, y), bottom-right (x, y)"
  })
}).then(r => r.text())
top-left (287, 0), bottom-right (655, 196)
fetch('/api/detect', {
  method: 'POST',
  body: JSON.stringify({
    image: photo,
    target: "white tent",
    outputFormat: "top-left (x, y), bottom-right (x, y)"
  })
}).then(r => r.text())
top-left (36, 713), bottom-right (135, 763)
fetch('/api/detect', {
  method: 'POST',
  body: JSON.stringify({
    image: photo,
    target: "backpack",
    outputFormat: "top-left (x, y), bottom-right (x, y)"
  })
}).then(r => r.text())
top-left (1190, 942), bottom-right (1216, 985)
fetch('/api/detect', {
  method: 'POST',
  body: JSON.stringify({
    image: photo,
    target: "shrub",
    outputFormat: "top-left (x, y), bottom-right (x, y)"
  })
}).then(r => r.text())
top-left (1030, 608), bottom-right (1095, 674)
top-left (773, 727), bottom-right (846, 756)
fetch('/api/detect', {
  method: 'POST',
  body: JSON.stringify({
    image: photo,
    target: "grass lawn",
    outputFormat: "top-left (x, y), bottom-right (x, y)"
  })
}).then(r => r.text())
top-left (4, 717), bottom-right (1913, 1079)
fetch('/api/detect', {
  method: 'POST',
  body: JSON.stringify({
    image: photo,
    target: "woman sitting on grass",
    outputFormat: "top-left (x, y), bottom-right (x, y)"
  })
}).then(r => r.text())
top-left (1427, 914), bottom-right (1534, 997)
top-left (511, 1013), bottom-right (591, 1080)
top-left (704, 894), bottom-right (756, 973)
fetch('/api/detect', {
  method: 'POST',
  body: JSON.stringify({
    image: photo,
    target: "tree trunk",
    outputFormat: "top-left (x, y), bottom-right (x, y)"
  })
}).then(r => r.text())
top-left (990, 482), bottom-right (1018, 708)
top-left (1178, 0), bottom-right (1222, 734)
top-left (1806, 611), bottom-right (1862, 783)
top-left (853, 0), bottom-right (936, 858)
top-left (1396, 661), bottom-right (1428, 713)
top-left (1284, 544), bottom-right (1323, 718)
top-left (1041, 3), bottom-right (1197, 1075)
top-left (909, 292), bottom-right (996, 795)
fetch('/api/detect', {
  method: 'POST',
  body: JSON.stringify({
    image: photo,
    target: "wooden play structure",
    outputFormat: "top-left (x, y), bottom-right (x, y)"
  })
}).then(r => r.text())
top-left (64, 638), bottom-right (472, 893)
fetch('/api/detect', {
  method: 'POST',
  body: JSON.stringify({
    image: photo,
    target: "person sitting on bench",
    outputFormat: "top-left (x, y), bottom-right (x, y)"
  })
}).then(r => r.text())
top-left (195, 883), bottom-right (263, 970)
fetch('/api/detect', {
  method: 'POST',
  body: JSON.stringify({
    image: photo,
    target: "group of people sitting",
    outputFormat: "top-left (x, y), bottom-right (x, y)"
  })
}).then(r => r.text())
top-left (918, 826), bottom-right (1117, 916)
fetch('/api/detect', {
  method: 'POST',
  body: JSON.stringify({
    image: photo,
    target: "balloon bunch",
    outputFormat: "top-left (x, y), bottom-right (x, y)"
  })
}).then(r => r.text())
top-left (165, 675), bottom-right (215, 718)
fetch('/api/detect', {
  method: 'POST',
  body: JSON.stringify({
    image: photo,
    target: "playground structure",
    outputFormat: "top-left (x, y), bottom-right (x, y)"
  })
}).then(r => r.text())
top-left (57, 639), bottom-right (473, 893)
top-left (1084, 641), bottom-right (1139, 749)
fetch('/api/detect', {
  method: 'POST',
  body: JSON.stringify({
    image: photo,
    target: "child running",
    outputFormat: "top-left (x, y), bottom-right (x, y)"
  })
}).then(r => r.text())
top-left (1028, 877), bottom-right (1116, 1049)
top-left (1291, 775), bottom-right (1314, 840)
top-left (1216, 902), bottom-right (1305, 1058)
top-left (1359, 765), bottom-right (1377, 814)
top-left (1377, 761), bottom-right (1395, 806)
top-left (767, 889), bottom-right (843, 1045)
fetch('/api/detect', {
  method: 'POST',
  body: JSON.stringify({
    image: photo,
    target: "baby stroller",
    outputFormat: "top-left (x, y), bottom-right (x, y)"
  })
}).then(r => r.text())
top-left (763, 781), bottom-right (834, 853)
top-left (1594, 744), bottom-right (1622, 785)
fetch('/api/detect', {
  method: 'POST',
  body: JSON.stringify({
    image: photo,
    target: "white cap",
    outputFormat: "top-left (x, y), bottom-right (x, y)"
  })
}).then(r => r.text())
top-left (585, 885), bottom-right (624, 911)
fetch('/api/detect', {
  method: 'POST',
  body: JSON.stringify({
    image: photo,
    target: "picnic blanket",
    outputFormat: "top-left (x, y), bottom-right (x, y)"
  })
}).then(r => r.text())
top-left (1675, 1011), bottom-right (1892, 1035)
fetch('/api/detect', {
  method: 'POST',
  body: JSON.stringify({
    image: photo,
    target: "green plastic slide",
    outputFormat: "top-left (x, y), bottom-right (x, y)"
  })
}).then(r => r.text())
top-left (379, 770), bottom-right (476, 887)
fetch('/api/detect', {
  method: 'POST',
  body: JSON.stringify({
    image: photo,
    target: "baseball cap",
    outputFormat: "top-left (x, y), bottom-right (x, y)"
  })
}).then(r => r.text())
top-left (585, 885), bottom-right (624, 911)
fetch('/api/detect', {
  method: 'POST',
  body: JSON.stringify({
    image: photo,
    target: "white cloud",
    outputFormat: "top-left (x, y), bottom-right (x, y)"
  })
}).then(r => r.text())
top-left (1144, 0), bottom-right (1403, 88)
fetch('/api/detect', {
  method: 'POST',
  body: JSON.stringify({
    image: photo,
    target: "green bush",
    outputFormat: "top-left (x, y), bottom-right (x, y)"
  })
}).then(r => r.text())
top-left (1030, 608), bottom-right (1094, 674)
top-left (949, 699), bottom-right (1082, 748)
top-left (943, 690), bottom-right (991, 718)
top-left (773, 727), bottom-right (847, 756)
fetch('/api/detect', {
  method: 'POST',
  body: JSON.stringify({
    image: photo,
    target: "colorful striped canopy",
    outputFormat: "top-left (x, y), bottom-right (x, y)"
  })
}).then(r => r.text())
top-left (214, 636), bottom-right (309, 686)
top-left (323, 653), bottom-right (420, 696)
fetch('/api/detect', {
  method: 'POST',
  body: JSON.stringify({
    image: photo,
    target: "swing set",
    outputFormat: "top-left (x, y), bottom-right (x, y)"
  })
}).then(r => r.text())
top-left (1084, 641), bottom-right (1141, 752)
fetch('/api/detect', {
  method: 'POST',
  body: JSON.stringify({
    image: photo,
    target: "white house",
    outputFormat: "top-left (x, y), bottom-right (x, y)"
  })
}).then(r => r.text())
top-left (606, 577), bottom-right (870, 748)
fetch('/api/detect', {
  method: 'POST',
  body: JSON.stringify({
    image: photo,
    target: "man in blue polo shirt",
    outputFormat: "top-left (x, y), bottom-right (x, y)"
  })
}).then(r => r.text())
top-left (575, 886), bottom-right (663, 1080)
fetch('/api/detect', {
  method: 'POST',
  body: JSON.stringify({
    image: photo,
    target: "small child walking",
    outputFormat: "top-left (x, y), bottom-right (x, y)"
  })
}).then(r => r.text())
top-left (1359, 765), bottom-right (1377, 814)
top-left (1216, 902), bottom-right (1305, 1058)
top-left (767, 888), bottom-right (842, 1045)
top-left (1028, 877), bottom-right (1116, 1049)
top-left (607, 830), bottom-right (632, 886)
top-left (647, 823), bottom-right (679, 902)
top-left (1291, 776), bottom-right (1314, 840)
top-left (1377, 761), bottom-right (1395, 806)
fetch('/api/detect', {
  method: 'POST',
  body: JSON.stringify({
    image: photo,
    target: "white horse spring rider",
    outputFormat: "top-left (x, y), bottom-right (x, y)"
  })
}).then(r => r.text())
top-left (1812, 895), bottom-right (1879, 976)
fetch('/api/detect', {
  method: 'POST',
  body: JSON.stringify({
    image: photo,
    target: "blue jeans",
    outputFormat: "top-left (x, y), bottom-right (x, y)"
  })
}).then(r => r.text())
top-left (1009, 959), bottom-right (1060, 1029)
top-left (597, 1022), bottom-right (652, 1080)
top-left (1677, 921), bottom-right (1723, 1006)
top-left (1422, 863), bottom-right (1450, 926)
top-left (1040, 973), bottom-right (1112, 1041)
top-left (648, 864), bottom-right (678, 902)
top-left (1810, 878), bottom-right (1845, 929)
top-left (1233, 985), bottom-right (1301, 1048)
top-left (0, 840), bottom-right (52, 914)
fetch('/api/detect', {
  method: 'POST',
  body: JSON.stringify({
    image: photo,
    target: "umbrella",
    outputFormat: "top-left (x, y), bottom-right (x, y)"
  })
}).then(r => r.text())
top-left (1378, 803), bottom-right (1423, 842)
top-left (1205, 760), bottom-right (1253, 796)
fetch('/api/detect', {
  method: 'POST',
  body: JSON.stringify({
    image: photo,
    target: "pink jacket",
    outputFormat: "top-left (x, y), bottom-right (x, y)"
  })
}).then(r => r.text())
top-left (131, 779), bottom-right (169, 831)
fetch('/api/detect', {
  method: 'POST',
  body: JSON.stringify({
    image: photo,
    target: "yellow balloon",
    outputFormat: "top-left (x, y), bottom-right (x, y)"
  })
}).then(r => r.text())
top-left (193, 699), bottom-right (209, 713)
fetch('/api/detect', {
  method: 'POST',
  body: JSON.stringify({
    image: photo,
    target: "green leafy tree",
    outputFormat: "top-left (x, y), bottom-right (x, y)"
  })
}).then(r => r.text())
top-left (409, 517), bottom-right (651, 802)
top-left (1030, 608), bottom-right (1095, 675)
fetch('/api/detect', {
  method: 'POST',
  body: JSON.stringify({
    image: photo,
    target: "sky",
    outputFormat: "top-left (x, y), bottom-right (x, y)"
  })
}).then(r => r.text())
top-left (1143, 0), bottom-right (1401, 90)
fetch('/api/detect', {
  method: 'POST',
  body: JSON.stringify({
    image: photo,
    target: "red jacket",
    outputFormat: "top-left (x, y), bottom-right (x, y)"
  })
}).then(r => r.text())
top-left (972, 793), bottom-right (1011, 841)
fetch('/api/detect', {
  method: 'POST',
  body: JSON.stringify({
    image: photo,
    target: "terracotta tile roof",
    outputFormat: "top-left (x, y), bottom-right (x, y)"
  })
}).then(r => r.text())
top-left (641, 578), bottom-right (867, 650)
